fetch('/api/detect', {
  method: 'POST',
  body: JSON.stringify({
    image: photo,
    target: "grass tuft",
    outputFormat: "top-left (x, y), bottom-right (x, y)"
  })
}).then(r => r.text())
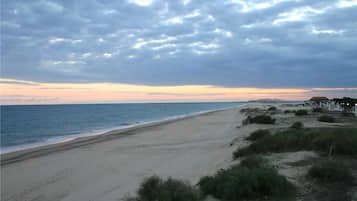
top-left (125, 176), bottom-right (202, 201)
top-left (295, 109), bottom-right (308, 116)
top-left (268, 106), bottom-right (278, 111)
top-left (312, 107), bottom-right (324, 113)
top-left (290, 122), bottom-right (304, 129)
top-left (239, 155), bottom-right (268, 169)
top-left (245, 129), bottom-right (271, 141)
top-left (243, 115), bottom-right (276, 125)
top-left (284, 110), bottom-right (296, 114)
top-left (308, 160), bottom-right (354, 184)
top-left (318, 115), bottom-right (336, 123)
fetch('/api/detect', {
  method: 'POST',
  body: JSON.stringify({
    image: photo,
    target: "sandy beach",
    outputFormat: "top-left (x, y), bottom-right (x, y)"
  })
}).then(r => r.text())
top-left (1, 107), bottom-right (249, 201)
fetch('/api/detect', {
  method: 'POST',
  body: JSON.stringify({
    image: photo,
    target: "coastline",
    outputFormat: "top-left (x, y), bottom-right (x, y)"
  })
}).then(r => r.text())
top-left (1, 105), bottom-right (243, 166)
top-left (2, 102), bottom-right (357, 201)
top-left (2, 105), bottom-right (248, 201)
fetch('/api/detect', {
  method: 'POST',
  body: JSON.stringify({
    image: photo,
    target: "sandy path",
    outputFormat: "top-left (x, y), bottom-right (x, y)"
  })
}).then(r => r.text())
top-left (1, 108), bottom-right (245, 201)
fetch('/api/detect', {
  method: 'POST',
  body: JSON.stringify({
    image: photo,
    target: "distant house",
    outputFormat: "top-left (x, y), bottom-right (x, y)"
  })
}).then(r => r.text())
top-left (308, 96), bottom-right (329, 108)
top-left (305, 96), bottom-right (357, 114)
top-left (327, 101), bottom-right (344, 112)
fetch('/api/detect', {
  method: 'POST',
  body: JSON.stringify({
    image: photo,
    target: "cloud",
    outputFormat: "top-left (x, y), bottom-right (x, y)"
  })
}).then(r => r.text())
top-left (132, 36), bottom-right (177, 49)
top-left (311, 26), bottom-right (345, 35)
top-left (272, 6), bottom-right (326, 25)
top-left (230, 0), bottom-right (299, 13)
top-left (103, 53), bottom-right (113, 58)
top-left (213, 28), bottom-right (233, 38)
top-left (162, 9), bottom-right (201, 25)
top-left (147, 92), bottom-right (224, 96)
top-left (1, 0), bottom-right (356, 88)
top-left (49, 37), bottom-right (83, 45)
top-left (189, 41), bottom-right (220, 49)
top-left (102, 9), bottom-right (118, 15)
top-left (336, 0), bottom-right (357, 8)
top-left (0, 78), bottom-right (38, 85)
top-left (128, 0), bottom-right (153, 7)
top-left (45, 60), bottom-right (85, 65)
top-left (41, 0), bottom-right (64, 13)
top-left (151, 43), bottom-right (177, 50)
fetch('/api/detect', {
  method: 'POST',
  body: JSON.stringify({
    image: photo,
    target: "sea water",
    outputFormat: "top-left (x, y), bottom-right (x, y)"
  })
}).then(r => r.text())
top-left (0, 102), bottom-right (244, 153)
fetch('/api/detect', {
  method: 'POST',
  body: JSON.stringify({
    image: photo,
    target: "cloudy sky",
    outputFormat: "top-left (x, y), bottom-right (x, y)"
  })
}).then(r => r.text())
top-left (1, 0), bottom-right (357, 104)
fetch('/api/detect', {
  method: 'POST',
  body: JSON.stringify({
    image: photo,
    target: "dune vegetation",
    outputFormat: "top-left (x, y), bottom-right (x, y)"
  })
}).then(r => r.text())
top-left (234, 128), bottom-right (357, 159)
top-left (198, 156), bottom-right (296, 201)
top-left (295, 109), bottom-right (309, 116)
top-left (243, 115), bottom-right (276, 125)
top-left (124, 176), bottom-right (202, 201)
top-left (308, 160), bottom-right (354, 184)
top-left (318, 115), bottom-right (336, 123)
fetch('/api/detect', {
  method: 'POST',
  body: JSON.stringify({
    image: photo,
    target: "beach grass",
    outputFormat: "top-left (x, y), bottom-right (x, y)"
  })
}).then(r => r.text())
top-left (243, 115), bottom-right (276, 125)
top-left (198, 156), bottom-right (296, 201)
top-left (125, 156), bottom-right (297, 201)
top-left (308, 160), bottom-right (354, 184)
top-left (318, 115), bottom-right (336, 123)
top-left (245, 129), bottom-right (271, 141)
top-left (290, 121), bottom-right (304, 129)
top-left (312, 107), bottom-right (324, 113)
top-left (284, 110), bottom-right (296, 114)
top-left (268, 106), bottom-right (278, 111)
top-left (295, 109), bottom-right (308, 116)
top-left (234, 128), bottom-right (357, 158)
top-left (125, 176), bottom-right (202, 201)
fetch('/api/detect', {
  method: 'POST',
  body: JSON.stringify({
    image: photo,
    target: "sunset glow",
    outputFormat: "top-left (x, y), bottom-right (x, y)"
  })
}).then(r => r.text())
top-left (1, 79), bottom-right (356, 105)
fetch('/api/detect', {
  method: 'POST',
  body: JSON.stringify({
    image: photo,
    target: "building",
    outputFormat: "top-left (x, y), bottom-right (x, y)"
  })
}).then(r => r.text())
top-left (307, 96), bottom-right (329, 109)
top-left (332, 97), bottom-right (357, 114)
top-left (306, 97), bottom-right (357, 114)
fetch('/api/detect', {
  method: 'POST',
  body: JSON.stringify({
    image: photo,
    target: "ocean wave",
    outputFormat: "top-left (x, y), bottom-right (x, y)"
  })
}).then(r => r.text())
top-left (0, 104), bottom-right (241, 155)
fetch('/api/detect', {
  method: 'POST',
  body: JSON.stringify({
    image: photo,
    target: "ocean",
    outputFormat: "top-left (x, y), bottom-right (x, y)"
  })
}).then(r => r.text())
top-left (0, 102), bottom-right (244, 153)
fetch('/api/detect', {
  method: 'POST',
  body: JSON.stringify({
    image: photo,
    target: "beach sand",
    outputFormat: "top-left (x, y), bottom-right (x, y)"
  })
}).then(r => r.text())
top-left (1, 107), bottom-right (249, 201)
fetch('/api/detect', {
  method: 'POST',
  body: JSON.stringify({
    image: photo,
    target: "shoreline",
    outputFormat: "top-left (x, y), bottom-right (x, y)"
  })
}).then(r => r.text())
top-left (1, 105), bottom-right (244, 166)
top-left (2, 105), bottom-right (247, 201)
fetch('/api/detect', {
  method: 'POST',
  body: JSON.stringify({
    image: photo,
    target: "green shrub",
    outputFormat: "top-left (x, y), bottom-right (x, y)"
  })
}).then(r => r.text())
top-left (290, 122), bottom-right (304, 129)
top-left (246, 129), bottom-right (271, 141)
top-left (318, 115), bottom-right (336, 123)
top-left (127, 176), bottom-right (202, 201)
top-left (240, 108), bottom-right (260, 114)
top-left (234, 128), bottom-right (357, 158)
top-left (284, 110), bottom-right (296, 114)
top-left (295, 109), bottom-right (308, 116)
top-left (312, 107), bottom-right (324, 113)
top-left (248, 115), bottom-right (276, 124)
top-left (311, 129), bottom-right (357, 155)
top-left (199, 156), bottom-right (296, 201)
top-left (234, 129), bottom-right (311, 158)
top-left (268, 106), bottom-right (277, 111)
top-left (239, 155), bottom-right (267, 169)
top-left (308, 160), bottom-right (354, 184)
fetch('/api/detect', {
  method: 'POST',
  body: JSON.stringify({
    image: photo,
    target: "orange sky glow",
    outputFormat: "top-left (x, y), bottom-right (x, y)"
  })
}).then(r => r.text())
top-left (1, 79), bottom-right (356, 105)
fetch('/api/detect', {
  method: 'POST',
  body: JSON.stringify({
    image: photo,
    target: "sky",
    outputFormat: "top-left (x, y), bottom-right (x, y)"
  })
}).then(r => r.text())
top-left (1, 0), bottom-right (357, 104)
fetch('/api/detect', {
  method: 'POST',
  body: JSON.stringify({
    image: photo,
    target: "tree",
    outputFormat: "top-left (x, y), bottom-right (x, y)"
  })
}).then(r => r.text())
top-left (332, 97), bottom-right (357, 113)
